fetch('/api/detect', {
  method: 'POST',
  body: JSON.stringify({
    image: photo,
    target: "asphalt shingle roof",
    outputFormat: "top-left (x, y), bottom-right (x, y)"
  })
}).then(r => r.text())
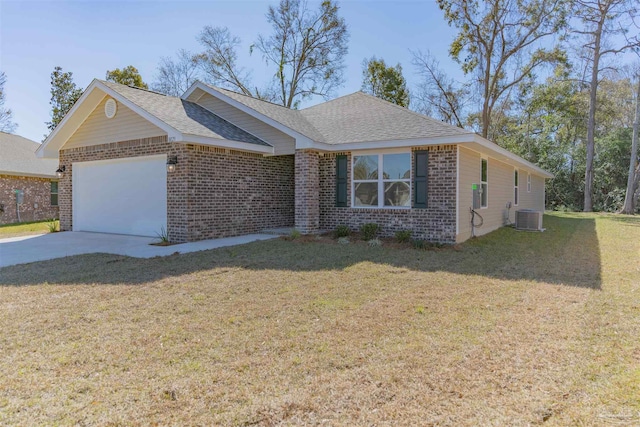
top-left (204, 84), bottom-right (472, 144)
top-left (0, 132), bottom-right (58, 177)
top-left (209, 86), bottom-right (325, 141)
top-left (100, 81), bottom-right (270, 147)
top-left (300, 92), bottom-right (472, 144)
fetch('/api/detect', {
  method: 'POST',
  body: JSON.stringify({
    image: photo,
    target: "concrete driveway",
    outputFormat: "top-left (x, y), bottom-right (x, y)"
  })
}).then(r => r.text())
top-left (0, 231), bottom-right (277, 268)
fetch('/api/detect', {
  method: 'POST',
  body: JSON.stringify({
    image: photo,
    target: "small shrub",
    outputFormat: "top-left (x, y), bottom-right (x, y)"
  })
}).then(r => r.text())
top-left (46, 219), bottom-right (58, 233)
top-left (360, 223), bottom-right (379, 241)
top-left (337, 237), bottom-right (350, 245)
top-left (395, 229), bottom-right (412, 243)
top-left (156, 226), bottom-right (170, 243)
top-left (334, 225), bottom-right (351, 238)
top-left (368, 238), bottom-right (382, 247)
top-left (289, 229), bottom-right (301, 240)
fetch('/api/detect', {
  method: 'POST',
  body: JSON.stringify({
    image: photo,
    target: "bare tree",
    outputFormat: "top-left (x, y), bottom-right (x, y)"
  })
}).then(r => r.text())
top-left (574, 0), bottom-right (640, 211)
top-left (0, 71), bottom-right (17, 133)
top-left (436, 0), bottom-right (568, 139)
top-left (412, 51), bottom-right (468, 128)
top-left (255, 0), bottom-right (349, 108)
top-left (196, 26), bottom-right (257, 97)
top-left (153, 49), bottom-right (201, 96)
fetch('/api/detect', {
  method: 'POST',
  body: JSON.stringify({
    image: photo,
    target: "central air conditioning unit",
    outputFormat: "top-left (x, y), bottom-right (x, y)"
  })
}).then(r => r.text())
top-left (515, 209), bottom-right (543, 231)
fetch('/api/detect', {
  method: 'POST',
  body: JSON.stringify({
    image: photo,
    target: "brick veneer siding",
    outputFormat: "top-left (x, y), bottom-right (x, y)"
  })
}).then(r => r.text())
top-left (187, 146), bottom-right (294, 241)
top-left (59, 136), bottom-right (294, 242)
top-left (295, 150), bottom-right (320, 234)
top-left (319, 146), bottom-right (457, 243)
top-left (0, 175), bottom-right (59, 224)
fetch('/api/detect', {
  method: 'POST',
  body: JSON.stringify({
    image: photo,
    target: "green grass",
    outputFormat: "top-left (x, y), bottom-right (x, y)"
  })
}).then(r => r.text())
top-left (0, 212), bottom-right (638, 425)
top-left (0, 219), bottom-right (59, 238)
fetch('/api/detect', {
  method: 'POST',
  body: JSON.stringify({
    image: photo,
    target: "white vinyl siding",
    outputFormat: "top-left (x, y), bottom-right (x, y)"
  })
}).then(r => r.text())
top-left (456, 146), bottom-right (545, 243)
top-left (195, 93), bottom-right (295, 155)
top-left (64, 96), bottom-right (166, 149)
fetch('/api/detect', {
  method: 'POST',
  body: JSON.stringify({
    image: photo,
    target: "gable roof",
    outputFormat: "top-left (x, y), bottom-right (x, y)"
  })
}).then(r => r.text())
top-left (195, 84), bottom-right (471, 145)
top-left (100, 81), bottom-right (269, 147)
top-left (0, 132), bottom-right (58, 178)
top-left (38, 80), bottom-right (273, 158)
top-left (299, 91), bottom-right (472, 144)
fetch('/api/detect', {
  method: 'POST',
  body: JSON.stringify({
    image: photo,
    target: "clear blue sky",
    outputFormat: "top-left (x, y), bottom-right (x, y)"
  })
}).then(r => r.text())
top-left (0, 0), bottom-right (462, 142)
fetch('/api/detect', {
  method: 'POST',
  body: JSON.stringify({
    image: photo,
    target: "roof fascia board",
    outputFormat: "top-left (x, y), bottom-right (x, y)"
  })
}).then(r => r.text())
top-left (182, 134), bottom-right (274, 155)
top-left (470, 135), bottom-right (554, 178)
top-left (301, 134), bottom-right (476, 152)
top-left (184, 82), bottom-right (315, 147)
top-left (37, 79), bottom-right (103, 158)
top-left (0, 171), bottom-right (57, 179)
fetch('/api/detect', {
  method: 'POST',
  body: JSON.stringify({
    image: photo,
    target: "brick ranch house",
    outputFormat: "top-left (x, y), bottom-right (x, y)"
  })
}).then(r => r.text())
top-left (37, 80), bottom-right (552, 243)
top-left (1, 132), bottom-right (59, 224)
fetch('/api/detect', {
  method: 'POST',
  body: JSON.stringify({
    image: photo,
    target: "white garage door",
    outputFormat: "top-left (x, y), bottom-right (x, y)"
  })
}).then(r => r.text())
top-left (73, 155), bottom-right (167, 237)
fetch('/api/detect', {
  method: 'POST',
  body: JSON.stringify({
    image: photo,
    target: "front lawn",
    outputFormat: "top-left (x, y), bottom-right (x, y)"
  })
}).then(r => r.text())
top-left (0, 219), bottom-right (58, 238)
top-left (0, 213), bottom-right (638, 425)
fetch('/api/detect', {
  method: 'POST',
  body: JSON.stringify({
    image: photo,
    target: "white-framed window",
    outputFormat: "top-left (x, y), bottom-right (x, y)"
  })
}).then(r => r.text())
top-left (514, 169), bottom-right (519, 206)
top-left (480, 157), bottom-right (488, 208)
top-left (352, 152), bottom-right (411, 208)
top-left (527, 173), bottom-right (531, 192)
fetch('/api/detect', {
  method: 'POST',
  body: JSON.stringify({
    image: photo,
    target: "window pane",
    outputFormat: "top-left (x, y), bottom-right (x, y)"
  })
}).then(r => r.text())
top-left (515, 187), bottom-right (518, 205)
top-left (354, 182), bottom-right (378, 206)
top-left (51, 194), bottom-right (58, 206)
top-left (384, 181), bottom-right (410, 207)
top-left (353, 155), bottom-right (378, 180)
top-left (481, 183), bottom-right (488, 207)
top-left (51, 181), bottom-right (58, 193)
top-left (383, 153), bottom-right (410, 179)
top-left (514, 170), bottom-right (518, 186)
top-left (481, 159), bottom-right (487, 182)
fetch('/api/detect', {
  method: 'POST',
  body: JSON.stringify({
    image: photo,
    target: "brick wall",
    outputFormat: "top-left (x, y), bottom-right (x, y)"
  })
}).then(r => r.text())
top-left (0, 174), bottom-right (59, 224)
top-left (187, 146), bottom-right (294, 241)
top-left (294, 150), bottom-right (320, 234)
top-left (318, 146), bottom-right (457, 243)
top-left (59, 136), bottom-right (294, 242)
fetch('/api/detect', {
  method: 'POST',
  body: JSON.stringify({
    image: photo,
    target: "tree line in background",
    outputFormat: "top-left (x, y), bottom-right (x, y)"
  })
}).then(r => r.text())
top-left (1, 0), bottom-right (638, 213)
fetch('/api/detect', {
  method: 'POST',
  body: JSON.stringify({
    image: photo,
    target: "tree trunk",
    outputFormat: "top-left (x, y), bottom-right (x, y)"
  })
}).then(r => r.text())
top-left (620, 74), bottom-right (640, 214)
top-left (583, 16), bottom-right (604, 212)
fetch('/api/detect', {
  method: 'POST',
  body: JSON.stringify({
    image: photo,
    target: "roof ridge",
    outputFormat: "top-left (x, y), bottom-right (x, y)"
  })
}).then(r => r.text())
top-left (300, 91), bottom-right (365, 111)
top-left (98, 79), bottom-right (169, 97)
top-left (201, 83), bottom-right (296, 111)
top-left (355, 90), bottom-right (473, 134)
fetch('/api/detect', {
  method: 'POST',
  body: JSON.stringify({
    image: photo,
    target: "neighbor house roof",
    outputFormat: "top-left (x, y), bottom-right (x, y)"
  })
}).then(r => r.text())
top-left (100, 81), bottom-right (269, 147)
top-left (0, 132), bottom-right (58, 178)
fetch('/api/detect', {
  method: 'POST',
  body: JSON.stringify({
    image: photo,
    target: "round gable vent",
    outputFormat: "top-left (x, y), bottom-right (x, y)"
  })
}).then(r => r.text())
top-left (104, 98), bottom-right (117, 119)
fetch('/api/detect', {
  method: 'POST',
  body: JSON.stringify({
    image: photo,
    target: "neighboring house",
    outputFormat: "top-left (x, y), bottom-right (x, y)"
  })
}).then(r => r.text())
top-left (37, 80), bottom-right (551, 243)
top-left (0, 132), bottom-right (59, 224)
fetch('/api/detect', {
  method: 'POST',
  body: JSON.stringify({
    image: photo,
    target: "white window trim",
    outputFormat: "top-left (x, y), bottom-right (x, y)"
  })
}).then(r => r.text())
top-left (480, 156), bottom-right (488, 209)
top-left (527, 173), bottom-right (531, 192)
top-left (514, 168), bottom-right (519, 207)
top-left (351, 151), bottom-right (411, 209)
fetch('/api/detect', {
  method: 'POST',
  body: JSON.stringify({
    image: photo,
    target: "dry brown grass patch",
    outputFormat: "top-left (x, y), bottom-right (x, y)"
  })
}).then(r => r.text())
top-left (0, 213), bottom-right (638, 425)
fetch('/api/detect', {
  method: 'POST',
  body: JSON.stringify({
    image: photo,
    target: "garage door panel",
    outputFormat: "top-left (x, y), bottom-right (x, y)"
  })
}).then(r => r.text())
top-left (73, 155), bottom-right (167, 237)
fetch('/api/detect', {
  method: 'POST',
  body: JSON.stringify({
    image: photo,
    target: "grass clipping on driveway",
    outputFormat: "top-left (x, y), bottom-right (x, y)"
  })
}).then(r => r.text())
top-left (0, 213), bottom-right (639, 426)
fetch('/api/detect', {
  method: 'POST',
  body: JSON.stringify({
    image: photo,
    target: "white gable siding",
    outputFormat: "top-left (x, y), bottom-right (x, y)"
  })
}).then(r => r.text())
top-left (63, 96), bottom-right (166, 149)
top-left (195, 93), bottom-right (295, 155)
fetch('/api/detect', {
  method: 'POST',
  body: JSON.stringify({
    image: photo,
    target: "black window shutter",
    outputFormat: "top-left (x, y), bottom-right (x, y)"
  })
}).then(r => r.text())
top-left (336, 155), bottom-right (348, 207)
top-left (414, 150), bottom-right (428, 208)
